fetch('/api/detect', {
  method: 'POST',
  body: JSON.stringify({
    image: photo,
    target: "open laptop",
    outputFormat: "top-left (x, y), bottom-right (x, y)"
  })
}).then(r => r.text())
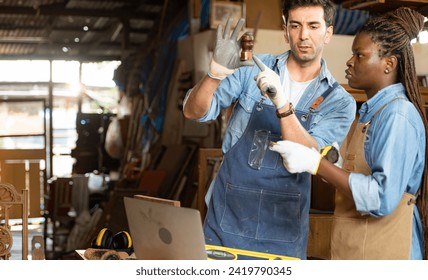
top-left (124, 196), bottom-right (208, 260)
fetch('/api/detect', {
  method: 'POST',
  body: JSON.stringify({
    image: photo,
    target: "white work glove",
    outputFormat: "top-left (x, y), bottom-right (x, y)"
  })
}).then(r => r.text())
top-left (253, 56), bottom-right (288, 109)
top-left (209, 17), bottom-right (254, 80)
top-left (269, 140), bottom-right (322, 175)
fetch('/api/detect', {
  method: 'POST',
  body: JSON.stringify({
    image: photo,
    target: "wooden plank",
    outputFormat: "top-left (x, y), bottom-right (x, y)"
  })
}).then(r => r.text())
top-left (307, 213), bottom-right (333, 260)
top-left (341, 0), bottom-right (427, 12)
top-left (134, 194), bottom-right (180, 207)
top-left (0, 161), bottom-right (42, 218)
top-left (156, 144), bottom-right (197, 199)
top-left (160, 59), bottom-right (187, 145)
top-left (197, 148), bottom-right (223, 221)
top-left (0, 149), bottom-right (45, 160)
top-left (342, 84), bottom-right (428, 104)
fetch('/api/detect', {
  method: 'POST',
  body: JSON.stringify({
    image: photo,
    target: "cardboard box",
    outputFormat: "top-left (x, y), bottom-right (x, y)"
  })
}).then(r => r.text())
top-left (210, 1), bottom-right (246, 29)
top-left (245, 0), bottom-right (283, 30)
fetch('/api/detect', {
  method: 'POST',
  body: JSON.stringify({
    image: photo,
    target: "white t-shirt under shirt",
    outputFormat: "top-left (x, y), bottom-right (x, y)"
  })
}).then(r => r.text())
top-left (282, 65), bottom-right (314, 106)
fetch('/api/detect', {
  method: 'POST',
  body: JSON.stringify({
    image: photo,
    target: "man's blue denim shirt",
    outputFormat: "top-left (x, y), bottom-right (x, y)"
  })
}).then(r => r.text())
top-left (185, 51), bottom-right (356, 152)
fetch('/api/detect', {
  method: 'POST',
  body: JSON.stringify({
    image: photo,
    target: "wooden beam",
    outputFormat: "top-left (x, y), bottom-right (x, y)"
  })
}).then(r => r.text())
top-left (0, 149), bottom-right (45, 160)
top-left (0, 5), bottom-right (159, 20)
top-left (341, 0), bottom-right (428, 12)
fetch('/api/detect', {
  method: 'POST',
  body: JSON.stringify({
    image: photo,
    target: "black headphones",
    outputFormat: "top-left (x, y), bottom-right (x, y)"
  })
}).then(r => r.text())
top-left (92, 228), bottom-right (133, 254)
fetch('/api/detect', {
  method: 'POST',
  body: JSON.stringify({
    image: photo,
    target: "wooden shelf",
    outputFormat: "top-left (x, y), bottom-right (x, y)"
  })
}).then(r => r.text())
top-left (341, 84), bottom-right (366, 102)
top-left (339, 0), bottom-right (428, 16)
top-left (342, 84), bottom-right (428, 104)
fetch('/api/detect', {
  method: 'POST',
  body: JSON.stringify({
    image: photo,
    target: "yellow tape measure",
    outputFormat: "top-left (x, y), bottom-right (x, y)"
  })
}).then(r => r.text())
top-left (205, 245), bottom-right (299, 260)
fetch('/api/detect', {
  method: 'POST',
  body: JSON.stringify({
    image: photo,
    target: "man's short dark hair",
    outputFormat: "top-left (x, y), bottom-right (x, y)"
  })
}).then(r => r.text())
top-left (282, 0), bottom-right (336, 27)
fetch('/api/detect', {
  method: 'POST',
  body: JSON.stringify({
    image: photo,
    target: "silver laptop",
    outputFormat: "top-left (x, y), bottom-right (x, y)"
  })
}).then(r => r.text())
top-left (124, 196), bottom-right (208, 260)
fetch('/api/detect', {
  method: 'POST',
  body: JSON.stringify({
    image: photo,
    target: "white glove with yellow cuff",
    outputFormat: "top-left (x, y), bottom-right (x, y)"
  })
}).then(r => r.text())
top-left (269, 140), bottom-right (322, 175)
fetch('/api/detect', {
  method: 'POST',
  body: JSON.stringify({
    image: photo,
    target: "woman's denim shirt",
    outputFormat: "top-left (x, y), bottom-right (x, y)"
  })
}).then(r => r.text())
top-left (185, 51), bottom-right (356, 152)
top-left (348, 83), bottom-right (425, 259)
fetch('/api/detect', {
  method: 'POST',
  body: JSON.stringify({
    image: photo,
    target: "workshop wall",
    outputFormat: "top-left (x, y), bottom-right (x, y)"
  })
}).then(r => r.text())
top-left (113, 0), bottom-right (428, 205)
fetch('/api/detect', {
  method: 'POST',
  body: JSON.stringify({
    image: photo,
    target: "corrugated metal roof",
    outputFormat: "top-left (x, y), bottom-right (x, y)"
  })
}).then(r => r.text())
top-left (0, 0), bottom-right (188, 61)
top-left (0, 1), bottom-right (426, 61)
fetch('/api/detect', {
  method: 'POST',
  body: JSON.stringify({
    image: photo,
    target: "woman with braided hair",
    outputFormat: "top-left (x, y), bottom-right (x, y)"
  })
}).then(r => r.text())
top-left (269, 7), bottom-right (427, 259)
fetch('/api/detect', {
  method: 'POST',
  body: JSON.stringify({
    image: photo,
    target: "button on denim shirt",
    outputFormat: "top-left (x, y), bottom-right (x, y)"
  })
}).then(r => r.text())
top-left (185, 51), bottom-right (356, 152)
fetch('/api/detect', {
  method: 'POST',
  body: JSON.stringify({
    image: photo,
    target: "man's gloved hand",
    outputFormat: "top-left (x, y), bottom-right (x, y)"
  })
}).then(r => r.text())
top-left (269, 140), bottom-right (322, 175)
top-left (253, 56), bottom-right (288, 109)
top-left (209, 17), bottom-right (254, 80)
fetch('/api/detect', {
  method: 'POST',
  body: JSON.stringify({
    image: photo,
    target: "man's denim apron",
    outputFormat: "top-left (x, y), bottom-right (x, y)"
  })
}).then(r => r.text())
top-left (203, 101), bottom-right (312, 260)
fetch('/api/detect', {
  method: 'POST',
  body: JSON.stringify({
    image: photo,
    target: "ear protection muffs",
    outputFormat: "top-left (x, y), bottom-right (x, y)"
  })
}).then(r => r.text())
top-left (92, 228), bottom-right (133, 253)
top-left (92, 228), bottom-right (113, 249)
top-left (112, 230), bottom-right (133, 250)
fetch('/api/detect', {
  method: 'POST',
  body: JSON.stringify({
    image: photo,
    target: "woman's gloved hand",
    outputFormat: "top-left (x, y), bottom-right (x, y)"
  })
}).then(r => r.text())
top-left (209, 17), bottom-right (253, 80)
top-left (253, 56), bottom-right (288, 109)
top-left (269, 140), bottom-right (322, 175)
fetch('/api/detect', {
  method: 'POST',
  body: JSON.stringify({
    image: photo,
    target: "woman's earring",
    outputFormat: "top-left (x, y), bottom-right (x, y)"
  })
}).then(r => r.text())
top-left (384, 69), bottom-right (390, 74)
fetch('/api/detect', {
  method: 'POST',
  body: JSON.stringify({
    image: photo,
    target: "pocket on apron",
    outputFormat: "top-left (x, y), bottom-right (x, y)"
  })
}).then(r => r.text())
top-left (331, 216), bottom-right (367, 259)
top-left (248, 131), bottom-right (281, 170)
top-left (220, 183), bottom-right (301, 242)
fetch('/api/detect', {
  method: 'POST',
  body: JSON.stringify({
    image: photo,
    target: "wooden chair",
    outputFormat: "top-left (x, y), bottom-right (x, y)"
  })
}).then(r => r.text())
top-left (0, 182), bottom-right (29, 260)
top-left (43, 177), bottom-right (74, 259)
top-left (197, 148), bottom-right (223, 221)
top-left (31, 235), bottom-right (46, 260)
